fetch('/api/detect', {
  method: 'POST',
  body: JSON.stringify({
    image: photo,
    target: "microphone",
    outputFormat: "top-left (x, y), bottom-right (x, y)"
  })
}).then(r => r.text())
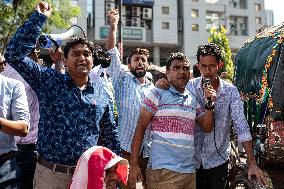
top-left (204, 78), bottom-right (213, 109)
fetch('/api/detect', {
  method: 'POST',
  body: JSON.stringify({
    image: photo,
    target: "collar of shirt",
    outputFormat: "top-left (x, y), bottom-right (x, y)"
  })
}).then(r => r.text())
top-left (65, 73), bottom-right (94, 92)
top-left (131, 75), bottom-right (152, 87)
top-left (168, 85), bottom-right (189, 98)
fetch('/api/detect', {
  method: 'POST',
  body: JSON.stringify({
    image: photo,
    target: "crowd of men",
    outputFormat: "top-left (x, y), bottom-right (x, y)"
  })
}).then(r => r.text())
top-left (0, 2), bottom-right (268, 189)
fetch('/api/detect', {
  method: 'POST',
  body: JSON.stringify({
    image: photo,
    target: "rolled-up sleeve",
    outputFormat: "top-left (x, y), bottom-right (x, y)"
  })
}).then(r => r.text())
top-left (230, 86), bottom-right (252, 142)
top-left (107, 47), bottom-right (123, 86)
top-left (11, 81), bottom-right (30, 127)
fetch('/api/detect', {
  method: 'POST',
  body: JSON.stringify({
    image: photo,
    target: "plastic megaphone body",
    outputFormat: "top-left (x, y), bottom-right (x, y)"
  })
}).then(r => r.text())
top-left (38, 25), bottom-right (86, 51)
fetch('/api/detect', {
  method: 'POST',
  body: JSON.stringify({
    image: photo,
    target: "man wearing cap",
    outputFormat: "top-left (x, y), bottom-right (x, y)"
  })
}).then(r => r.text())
top-left (0, 54), bottom-right (30, 188)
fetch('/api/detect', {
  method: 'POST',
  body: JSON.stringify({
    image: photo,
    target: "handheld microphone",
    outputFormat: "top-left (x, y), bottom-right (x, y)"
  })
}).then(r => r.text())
top-left (204, 78), bottom-right (213, 108)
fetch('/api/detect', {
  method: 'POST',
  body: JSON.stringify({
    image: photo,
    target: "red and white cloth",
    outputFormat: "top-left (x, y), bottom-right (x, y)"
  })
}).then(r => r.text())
top-left (69, 146), bottom-right (128, 189)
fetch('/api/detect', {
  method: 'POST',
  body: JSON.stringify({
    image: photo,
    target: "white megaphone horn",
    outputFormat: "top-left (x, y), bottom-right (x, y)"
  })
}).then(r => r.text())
top-left (38, 25), bottom-right (86, 51)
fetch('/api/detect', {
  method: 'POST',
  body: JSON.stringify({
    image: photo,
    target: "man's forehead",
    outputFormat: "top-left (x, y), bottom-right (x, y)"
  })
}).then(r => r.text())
top-left (70, 44), bottom-right (91, 51)
top-left (172, 59), bottom-right (190, 66)
top-left (132, 54), bottom-right (147, 58)
top-left (200, 55), bottom-right (218, 62)
top-left (70, 49), bottom-right (92, 55)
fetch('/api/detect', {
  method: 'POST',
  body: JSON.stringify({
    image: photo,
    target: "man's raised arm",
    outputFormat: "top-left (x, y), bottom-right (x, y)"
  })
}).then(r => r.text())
top-left (106, 9), bottom-right (119, 51)
top-left (105, 9), bottom-right (123, 85)
top-left (4, 2), bottom-right (52, 88)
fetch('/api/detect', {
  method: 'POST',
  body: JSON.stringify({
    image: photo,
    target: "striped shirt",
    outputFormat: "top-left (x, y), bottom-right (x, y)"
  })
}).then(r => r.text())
top-left (107, 47), bottom-right (154, 154)
top-left (143, 86), bottom-right (204, 173)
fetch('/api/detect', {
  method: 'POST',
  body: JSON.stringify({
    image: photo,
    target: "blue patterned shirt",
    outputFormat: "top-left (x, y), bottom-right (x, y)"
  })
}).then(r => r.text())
top-left (4, 10), bottom-right (120, 166)
top-left (187, 77), bottom-right (252, 169)
top-left (107, 47), bottom-right (154, 153)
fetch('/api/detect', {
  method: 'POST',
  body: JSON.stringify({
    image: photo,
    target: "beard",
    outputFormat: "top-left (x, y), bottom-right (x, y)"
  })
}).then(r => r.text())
top-left (130, 67), bottom-right (146, 78)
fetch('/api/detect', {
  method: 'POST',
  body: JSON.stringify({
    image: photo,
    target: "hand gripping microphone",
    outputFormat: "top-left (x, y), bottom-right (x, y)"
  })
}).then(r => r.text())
top-left (204, 78), bottom-right (214, 109)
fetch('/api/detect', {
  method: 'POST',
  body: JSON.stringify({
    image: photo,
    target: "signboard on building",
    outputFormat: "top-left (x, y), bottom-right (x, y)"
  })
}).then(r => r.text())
top-left (123, 0), bottom-right (154, 6)
top-left (100, 26), bottom-right (145, 41)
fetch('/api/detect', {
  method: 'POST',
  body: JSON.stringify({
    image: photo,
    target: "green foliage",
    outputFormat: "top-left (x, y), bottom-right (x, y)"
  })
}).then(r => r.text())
top-left (0, 0), bottom-right (80, 53)
top-left (208, 26), bottom-right (234, 81)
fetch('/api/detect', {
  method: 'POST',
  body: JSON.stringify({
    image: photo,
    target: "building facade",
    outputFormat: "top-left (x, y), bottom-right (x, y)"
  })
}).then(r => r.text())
top-left (61, 0), bottom-right (267, 66)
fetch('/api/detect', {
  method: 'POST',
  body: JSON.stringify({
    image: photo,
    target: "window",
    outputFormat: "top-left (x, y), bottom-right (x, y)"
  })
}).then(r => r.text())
top-left (192, 24), bottom-right (199, 31)
top-left (239, 0), bottom-right (247, 9)
top-left (239, 17), bottom-right (248, 36)
top-left (255, 3), bottom-right (261, 11)
top-left (162, 7), bottom-right (169, 14)
top-left (255, 17), bottom-right (262, 24)
top-left (229, 16), bottom-right (248, 36)
top-left (191, 9), bottom-right (199, 17)
top-left (162, 22), bottom-right (170, 29)
top-left (86, 0), bottom-right (93, 27)
top-left (206, 11), bottom-right (221, 31)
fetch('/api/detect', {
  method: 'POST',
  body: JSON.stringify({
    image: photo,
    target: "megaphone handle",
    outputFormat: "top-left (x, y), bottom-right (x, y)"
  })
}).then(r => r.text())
top-left (46, 35), bottom-right (59, 51)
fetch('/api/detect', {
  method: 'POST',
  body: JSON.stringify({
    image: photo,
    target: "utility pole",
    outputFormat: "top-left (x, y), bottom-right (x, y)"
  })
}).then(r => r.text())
top-left (117, 0), bottom-right (123, 61)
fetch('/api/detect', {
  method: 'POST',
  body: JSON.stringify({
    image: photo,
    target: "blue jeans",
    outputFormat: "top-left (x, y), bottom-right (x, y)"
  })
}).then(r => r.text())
top-left (15, 144), bottom-right (37, 189)
top-left (0, 157), bottom-right (21, 189)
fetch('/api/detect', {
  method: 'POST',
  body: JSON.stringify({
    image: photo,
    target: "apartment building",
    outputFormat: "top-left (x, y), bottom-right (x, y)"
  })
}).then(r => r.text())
top-left (61, 0), bottom-right (266, 66)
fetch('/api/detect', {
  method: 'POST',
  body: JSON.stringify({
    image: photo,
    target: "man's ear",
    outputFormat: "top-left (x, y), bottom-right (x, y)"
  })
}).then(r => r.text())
top-left (127, 63), bottom-right (131, 71)
top-left (196, 63), bottom-right (200, 70)
top-left (218, 61), bottom-right (224, 69)
top-left (63, 58), bottom-right (67, 67)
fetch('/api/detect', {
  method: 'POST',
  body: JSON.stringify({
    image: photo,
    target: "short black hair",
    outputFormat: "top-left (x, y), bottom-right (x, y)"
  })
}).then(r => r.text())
top-left (193, 64), bottom-right (201, 78)
top-left (196, 43), bottom-right (222, 63)
top-left (128, 48), bottom-right (150, 64)
top-left (166, 52), bottom-right (189, 71)
top-left (63, 37), bottom-right (94, 58)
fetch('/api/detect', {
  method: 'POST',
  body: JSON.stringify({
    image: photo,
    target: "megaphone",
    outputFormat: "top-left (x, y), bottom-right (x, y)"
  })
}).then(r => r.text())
top-left (38, 25), bottom-right (86, 51)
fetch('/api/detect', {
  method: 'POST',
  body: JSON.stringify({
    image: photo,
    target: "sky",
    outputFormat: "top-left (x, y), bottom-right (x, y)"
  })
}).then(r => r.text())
top-left (264, 0), bottom-right (283, 25)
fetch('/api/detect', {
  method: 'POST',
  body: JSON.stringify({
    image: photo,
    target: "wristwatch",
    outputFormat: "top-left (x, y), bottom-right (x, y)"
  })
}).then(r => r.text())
top-left (205, 103), bottom-right (214, 110)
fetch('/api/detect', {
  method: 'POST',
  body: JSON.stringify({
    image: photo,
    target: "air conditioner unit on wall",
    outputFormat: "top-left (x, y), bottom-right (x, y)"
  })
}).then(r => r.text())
top-left (132, 6), bottom-right (141, 17)
top-left (142, 8), bottom-right (152, 20)
top-left (132, 17), bottom-right (141, 27)
top-left (105, 2), bottom-right (115, 13)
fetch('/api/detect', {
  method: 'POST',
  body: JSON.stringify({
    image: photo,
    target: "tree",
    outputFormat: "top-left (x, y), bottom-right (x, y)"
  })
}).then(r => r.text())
top-left (0, 0), bottom-right (80, 53)
top-left (208, 26), bottom-right (234, 81)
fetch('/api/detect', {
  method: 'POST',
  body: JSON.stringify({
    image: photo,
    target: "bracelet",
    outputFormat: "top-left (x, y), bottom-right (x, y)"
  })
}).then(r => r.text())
top-left (205, 104), bottom-right (214, 110)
